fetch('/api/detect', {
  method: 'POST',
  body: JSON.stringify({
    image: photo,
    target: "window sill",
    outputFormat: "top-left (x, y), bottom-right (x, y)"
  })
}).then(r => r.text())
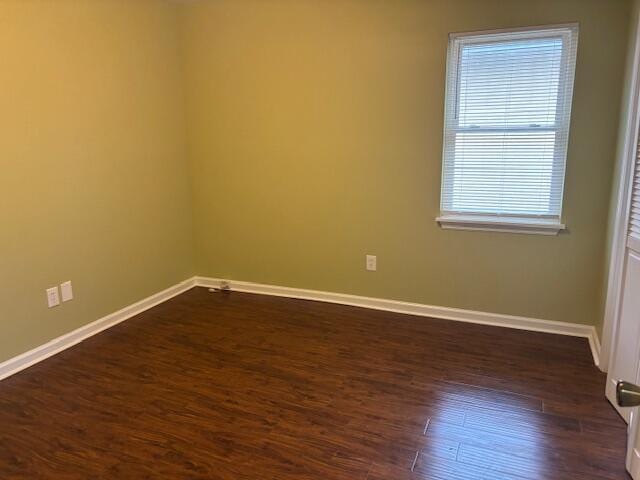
top-left (436, 215), bottom-right (566, 235)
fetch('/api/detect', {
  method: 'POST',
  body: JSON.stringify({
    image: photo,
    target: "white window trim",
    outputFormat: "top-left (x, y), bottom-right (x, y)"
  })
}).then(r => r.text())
top-left (436, 214), bottom-right (565, 235)
top-left (437, 24), bottom-right (579, 235)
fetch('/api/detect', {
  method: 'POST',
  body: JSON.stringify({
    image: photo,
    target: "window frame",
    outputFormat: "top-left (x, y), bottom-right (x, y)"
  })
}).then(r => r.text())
top-left (437, 24), bottom-right (579, 235)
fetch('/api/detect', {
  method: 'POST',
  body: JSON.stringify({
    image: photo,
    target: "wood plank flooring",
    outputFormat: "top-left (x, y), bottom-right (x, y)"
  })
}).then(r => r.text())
top-left (0, 287), bottom-right (630, 479)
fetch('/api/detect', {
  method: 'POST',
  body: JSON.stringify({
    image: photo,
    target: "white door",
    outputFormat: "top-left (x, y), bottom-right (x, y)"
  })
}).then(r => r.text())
top-left (607, 242), bottom-right (640, 423)
top-left (606, 139), bottom-right (640, 476)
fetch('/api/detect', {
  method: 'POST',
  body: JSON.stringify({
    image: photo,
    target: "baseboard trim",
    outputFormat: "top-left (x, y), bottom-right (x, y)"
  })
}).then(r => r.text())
top-left (195, 276), bottom-right (601, 366)
top-left (0, 275), bottom-right (601, 382)
top-left (590, 329), bottom-right (602, 370)
top-left (0, 278), bottom-right (196, 382)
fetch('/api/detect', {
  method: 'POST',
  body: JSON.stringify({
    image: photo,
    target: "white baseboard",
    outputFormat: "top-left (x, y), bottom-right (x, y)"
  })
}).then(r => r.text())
top-left (590, 329), bottom-right (602, 370)
top-left (0, 278), bottom-right (196, 382)
top-left (0, 275), bottom-right (602, 383)
top-left (195, 276), bottom-right (601, 367)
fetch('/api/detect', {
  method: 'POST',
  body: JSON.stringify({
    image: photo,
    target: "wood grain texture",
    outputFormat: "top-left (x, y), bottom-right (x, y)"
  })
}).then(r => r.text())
top-left (0, 287), bottom-right (629, 479)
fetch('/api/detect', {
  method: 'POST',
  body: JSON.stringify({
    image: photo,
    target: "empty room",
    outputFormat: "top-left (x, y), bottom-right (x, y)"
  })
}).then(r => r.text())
top-left (4, 0), bottom-right (640, 478)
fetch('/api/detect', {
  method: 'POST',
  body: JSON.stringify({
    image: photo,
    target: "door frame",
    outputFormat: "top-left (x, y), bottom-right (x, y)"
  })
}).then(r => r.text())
top-left (602, 9), bottom-right (640, 373)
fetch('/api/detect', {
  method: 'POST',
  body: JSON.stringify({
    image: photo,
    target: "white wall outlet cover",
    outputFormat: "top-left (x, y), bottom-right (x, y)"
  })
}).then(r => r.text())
top-left (366, 255), bottom-right (377, 271)
top-left (46, 287), bottom-right (60, 308)
top-left (60, 281), bottom-right (73, 302)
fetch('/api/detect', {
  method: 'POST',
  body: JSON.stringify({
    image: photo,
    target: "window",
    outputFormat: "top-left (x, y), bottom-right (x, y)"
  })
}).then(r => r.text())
top-left (437, 25), bottom-right (578, 235)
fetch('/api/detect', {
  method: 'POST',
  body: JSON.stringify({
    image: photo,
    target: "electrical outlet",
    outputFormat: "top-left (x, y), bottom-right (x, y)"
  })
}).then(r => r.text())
top-left (60, 281), bottom-right (73, 302)
top-left (366, 255), bottom-right (377, 271)
top-left (46, 287), bottom-right (60, 308)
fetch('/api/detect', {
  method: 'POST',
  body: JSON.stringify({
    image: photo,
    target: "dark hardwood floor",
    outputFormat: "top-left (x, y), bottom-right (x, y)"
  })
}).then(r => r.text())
top-left (0, 287), bottom-right (629, 479)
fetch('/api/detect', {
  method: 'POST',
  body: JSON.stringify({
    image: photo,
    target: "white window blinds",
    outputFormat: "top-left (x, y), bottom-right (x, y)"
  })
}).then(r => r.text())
top-left (439, 25), bottom-right (578, 234)
top-left (630, 142), bottom-right (640, 240)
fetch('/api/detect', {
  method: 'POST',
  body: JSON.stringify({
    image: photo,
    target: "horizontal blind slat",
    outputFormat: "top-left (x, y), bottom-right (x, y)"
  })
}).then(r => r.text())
top-left (441, 26), bottom-right (578, 218)
top-left (631, 144), bottom-right (640, 238)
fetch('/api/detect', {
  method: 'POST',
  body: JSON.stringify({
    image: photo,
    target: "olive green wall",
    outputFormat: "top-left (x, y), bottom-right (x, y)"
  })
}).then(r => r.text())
top-left (0, 0), bottom-right (194, 363)
top-left (0, 0), bottom-right (632, 366)
top-left (180, 0), bottom-right (630, 327)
